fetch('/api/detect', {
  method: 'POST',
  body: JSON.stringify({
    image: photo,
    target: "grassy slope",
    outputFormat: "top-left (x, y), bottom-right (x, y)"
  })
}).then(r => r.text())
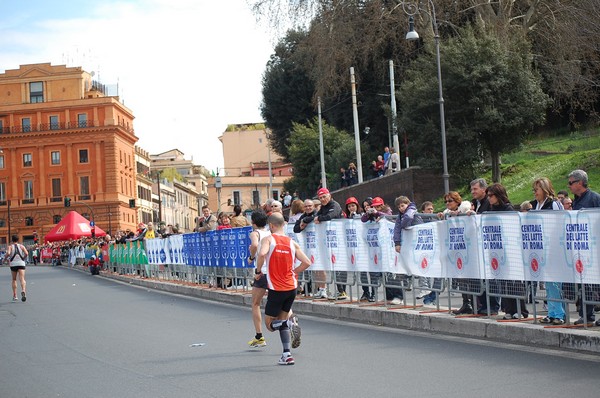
top-left (432, 128), bottom-right (600, 210)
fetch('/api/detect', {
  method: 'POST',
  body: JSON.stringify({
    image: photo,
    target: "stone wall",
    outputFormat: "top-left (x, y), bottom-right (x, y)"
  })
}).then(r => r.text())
top-left (330, 167), bottom-right (445, 211)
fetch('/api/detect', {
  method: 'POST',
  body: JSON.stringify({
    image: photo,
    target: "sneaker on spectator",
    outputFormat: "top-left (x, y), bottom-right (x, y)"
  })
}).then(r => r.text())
top-left (573, 317), bottom-right (594, 325)
top-left (539, 316), bottom-right (553, 324)
top-left (313, 289), bottom-right (328, 299)
top-left (595, 319), bottom-right (600, 327)
top-left (336, 291), bottom-right (348, 300)
top-left (512, 313), bottom-right (527, 319)
top-left (552, 318), bottom-right (565, 325)
top-left (368, 293), bottom-right (376, 303)
top-left (278, 353), bottom-right (295, 365)
top-left (360, 292), bottom-right (370, 301)
top-left (502, 313), bottom-right (513, 320)
top-left (390, 297), bottom-right (402, 305)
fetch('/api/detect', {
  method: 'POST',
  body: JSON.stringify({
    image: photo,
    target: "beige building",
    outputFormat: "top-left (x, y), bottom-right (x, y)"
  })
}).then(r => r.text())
top-left (207, 124), bottom-right (292, 213)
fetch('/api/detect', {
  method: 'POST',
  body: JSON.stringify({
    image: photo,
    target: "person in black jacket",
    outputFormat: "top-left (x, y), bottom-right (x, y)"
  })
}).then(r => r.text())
top-left (293, 199), bottom-right (317, 234)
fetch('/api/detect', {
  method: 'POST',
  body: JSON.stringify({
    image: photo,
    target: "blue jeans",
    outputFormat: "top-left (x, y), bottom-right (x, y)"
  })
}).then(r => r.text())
top-left (546, 282), bottom-right (565, 320)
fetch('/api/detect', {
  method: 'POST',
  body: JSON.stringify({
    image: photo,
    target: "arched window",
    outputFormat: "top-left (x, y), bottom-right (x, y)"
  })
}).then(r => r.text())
top-left (25, 217), bottom-right (34, 226)
top-left (53, 215), bottom-right (61, 224)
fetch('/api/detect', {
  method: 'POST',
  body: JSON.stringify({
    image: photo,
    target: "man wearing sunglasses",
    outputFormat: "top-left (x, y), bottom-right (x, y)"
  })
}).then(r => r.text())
top-left (568, 169), bottom-right (600, 326)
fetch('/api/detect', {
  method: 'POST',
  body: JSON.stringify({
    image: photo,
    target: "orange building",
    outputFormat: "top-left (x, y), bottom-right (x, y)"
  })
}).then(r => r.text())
top-left (0, 63), bottom-right (139, 247)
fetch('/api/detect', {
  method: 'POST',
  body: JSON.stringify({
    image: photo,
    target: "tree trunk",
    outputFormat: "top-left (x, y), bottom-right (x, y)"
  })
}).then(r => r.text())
top-left (491, 149), bottom-right (501, 183)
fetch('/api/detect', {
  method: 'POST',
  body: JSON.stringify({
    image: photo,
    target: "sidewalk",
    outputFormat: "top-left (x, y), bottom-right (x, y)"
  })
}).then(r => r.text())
top-left (79, 266), bottom-right (600, 355)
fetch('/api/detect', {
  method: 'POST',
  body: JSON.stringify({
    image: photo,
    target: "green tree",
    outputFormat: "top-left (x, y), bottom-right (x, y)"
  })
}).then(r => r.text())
top-left (286, 119), bottom-right (368, 194)
top-left (399, 26), bottom-right (549, 184)
top-left (261, 30), bottom-right (316, 160)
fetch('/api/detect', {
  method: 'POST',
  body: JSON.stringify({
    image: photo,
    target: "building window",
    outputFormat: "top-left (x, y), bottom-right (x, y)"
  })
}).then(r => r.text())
top-left (0, 120), bottom-right (4, 134)
top-left (272, 190), bottom-right (279, 201)
top-left (252, 190), bottom-right (260, 207)
top-left (22, 118), bottom-right (31, 132)
top-left (77, 113), bottom-right (88, 128)
top-left (0, 182), bottom-right (5, 204)
top-left (23, 153), bottom-right (32, 167)
top-left (79, 176), bottom-right (90, 200)
top-left (23, 180), bottom-right (34, 204)
top-left (51, 178), bottom-right (62, 202)
top-left (0, 155), bottom-right (4, 169)
top-left (25, 216), bottom-right (34, 226)
top-left (30, 81), bottom-right (43, 103)
top-left (79, 149), bottom-right (89, 163)
top-left (0, 219), bottom-right (5, 227)
top-left (53, 215), bottom-right (61, 224)
top-left (51, 151), bottom-right (61, 165)
top-left (233, 191), bottom-right (241, 206)
top-left (49, 115), bottom-right (59, 130)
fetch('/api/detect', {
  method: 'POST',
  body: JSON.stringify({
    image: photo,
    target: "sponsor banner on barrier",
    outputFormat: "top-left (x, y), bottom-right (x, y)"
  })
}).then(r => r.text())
top-left (110, 211), bottom-right (600, 283)
top-left (481, 212), bottom-right (524, 280)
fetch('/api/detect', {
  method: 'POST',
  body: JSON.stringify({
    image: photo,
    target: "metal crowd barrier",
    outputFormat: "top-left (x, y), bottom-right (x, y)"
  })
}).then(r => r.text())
top-left (98, 208), bottom-right (600, 330)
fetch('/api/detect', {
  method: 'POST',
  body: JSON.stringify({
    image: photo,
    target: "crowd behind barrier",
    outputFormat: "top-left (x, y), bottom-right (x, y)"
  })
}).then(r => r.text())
top-left (100, 209), bottom-right (600, 326)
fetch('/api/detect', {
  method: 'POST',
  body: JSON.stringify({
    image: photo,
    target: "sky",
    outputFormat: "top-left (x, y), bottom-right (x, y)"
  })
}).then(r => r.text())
top-left (0, 0), bottom-right (275, 172)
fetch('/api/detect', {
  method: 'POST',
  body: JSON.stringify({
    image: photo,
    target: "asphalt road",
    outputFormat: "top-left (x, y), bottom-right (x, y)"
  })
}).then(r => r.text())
top-left (1, 266), bottom-right (598, 398)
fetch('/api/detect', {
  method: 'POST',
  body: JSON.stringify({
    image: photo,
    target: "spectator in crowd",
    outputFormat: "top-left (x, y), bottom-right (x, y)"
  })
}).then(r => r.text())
top-left (262, 198), bottom-right (275, 215)
top-left (217, 212), bottom-right (232, 230)
top-left (363, 196), bottom-right (397, 303)
top-left (392, 196), bottom-right (422, 305)
top-left (561, 196), bottom-right (573, 209)
top-left (313, 199), bottom-right (321, 213)
top-left (369, 161), bottom-right (379, 180)
top-left (230, 205), bottom-right (250, 228)
top-left (383, 146), bottom-right (390, 166)
top-left (340, 167), bottom-right (348, 187)
top-left (88, 255), bottom-right (101, 275)
top-left (568, 169), bottom-right (600, 325)
top-left (361, 196), bottom-right (391, 223)
top-left (196, 205), bottom-right (217, 232)
top-left (270, 200), bottom-right (287, 221)
top-left (359, 197), bottom-right (377, 302)
top-left (375, 155), bottom-right (385, 177)
top-left (486, 183), bottom-right (529, 319)
top-left (530, 177), bottom-right (565, 325)
top-left (144, 222), bottom-right (156, 239)
top-left (347, 163), bottom-right (358, 186)
top-left (344, 197), bottom-right (361, 219)
top-left (520, 201), bottom-right (532, 212)
top-left (288, 199), bottom-right (305, 224)
top-left (293, 199), bottom-right (317, 295)
top-left (283, 191), bottom-right (292, 208)
top-left (385, 147), bottom-right (401, 174)
top-left (420, 201), bottom-right (434, 213)
top-left (556, 190), bottom-right (569, 201)
top-left (314, 188), bottom-right (344, 299)
top-left (437, 191), bottom-right (471, 219)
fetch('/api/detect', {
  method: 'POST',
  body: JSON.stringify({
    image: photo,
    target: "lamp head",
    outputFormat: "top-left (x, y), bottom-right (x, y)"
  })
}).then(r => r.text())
top-left (406, 15), bottom-right (419, 40)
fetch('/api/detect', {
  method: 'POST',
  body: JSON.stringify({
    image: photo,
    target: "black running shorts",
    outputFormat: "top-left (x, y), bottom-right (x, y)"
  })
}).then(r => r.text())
top-left (265, 289), bottom-right (296, 317)
top-left (252, 273), bottom-right (268, 289)
top-left (10, 266), bottom-right (26, 272)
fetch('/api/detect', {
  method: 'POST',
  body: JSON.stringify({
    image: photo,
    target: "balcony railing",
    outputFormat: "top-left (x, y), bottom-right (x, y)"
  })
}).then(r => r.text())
top-left (0, 120), bottom-right (134, 134)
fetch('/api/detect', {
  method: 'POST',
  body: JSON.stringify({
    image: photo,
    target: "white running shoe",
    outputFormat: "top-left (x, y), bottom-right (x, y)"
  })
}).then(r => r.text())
top-left (278, 353), bottom-right (295, 365)
top-left (313, 289), bottom-right (328, 299)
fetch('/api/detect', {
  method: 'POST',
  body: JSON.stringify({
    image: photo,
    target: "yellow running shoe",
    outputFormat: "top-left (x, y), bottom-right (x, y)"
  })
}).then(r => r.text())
top-left (248, 337), bottom-right (266, 348)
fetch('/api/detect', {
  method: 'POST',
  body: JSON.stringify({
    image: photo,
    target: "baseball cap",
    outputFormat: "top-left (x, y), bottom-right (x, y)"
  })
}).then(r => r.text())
top-left (317, 188), bottom-right (330, 196)
top-left (371, 197), bottom-right (384, 206)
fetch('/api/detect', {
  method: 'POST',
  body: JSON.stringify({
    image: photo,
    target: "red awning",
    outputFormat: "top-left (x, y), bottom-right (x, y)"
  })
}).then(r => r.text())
top-left (44, 211), bottom-right (106, 242)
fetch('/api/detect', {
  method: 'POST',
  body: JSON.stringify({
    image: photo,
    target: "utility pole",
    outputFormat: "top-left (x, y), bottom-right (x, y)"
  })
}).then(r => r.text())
top-left (389, 60), bottom-right (402, 169)
top-left (318, 97), bottom-right (327, 189)
top-left (350, 67), bottom-right (363, 183)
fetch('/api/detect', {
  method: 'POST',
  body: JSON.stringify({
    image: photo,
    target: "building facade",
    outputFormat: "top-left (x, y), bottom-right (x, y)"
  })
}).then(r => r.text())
top-left (207, 124), bottom-right (292, 213)
top-left (0, 63), bottom-right (138, 246)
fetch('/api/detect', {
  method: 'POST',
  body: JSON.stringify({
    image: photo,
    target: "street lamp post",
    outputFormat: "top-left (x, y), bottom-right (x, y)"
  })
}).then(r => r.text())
top-left (401, 0), bottom-right (449, 194)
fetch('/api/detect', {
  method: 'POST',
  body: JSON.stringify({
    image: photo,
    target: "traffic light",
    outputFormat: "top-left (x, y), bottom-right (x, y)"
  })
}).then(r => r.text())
top-left (64, 197), bottom-right (71, 207)
top-left (129, 199), bottom-right (136, 208)
top-left (91, 227), bottom-right (96, 238)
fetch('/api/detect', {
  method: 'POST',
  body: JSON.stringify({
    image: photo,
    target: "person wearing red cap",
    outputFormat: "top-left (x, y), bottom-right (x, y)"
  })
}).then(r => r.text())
top-left (313, 188), bottom-right (343, 299)
top-left (360, 196), bottom-right (391, 223)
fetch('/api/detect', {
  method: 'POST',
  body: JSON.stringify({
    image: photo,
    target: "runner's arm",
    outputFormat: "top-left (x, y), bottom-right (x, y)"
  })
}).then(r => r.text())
top-left (293, 241), bottom-right (311, 274)
top-left (255, 236), bottom-right (270, 274)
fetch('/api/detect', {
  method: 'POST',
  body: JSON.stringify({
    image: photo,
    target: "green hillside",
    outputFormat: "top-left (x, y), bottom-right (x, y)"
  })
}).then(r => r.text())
top-left (436, 128), bottom-right (600, 210)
